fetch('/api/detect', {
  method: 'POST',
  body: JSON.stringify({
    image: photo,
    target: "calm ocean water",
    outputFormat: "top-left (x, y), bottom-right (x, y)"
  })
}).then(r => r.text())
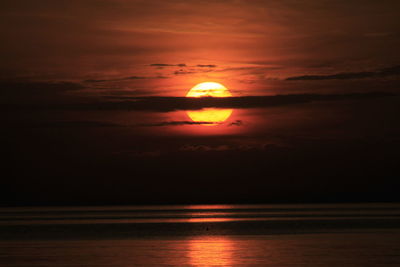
top-left (1, 203), bottom-right (400, 266)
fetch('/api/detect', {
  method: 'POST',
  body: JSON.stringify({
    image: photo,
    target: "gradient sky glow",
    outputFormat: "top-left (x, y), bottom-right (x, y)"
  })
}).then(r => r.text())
top-left (2, 0), bottom-right (400, 98)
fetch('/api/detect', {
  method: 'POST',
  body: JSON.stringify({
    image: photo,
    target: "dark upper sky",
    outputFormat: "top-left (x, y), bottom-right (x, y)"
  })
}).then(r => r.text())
top-left (1, 0), bottom-right (400, 205)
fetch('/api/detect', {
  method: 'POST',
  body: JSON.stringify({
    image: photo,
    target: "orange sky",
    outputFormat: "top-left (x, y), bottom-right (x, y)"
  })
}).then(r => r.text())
top-left (1, 0), bottom-right (400, 97)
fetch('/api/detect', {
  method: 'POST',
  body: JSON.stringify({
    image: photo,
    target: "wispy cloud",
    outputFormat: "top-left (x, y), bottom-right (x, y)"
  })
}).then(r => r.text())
top-left (83, 75), bottom-right (168, 83)
top-left (217, 66), bottom-right (281, 72)
top-left (173, 70), bottom-right (196, 75)
top-left (174, 69), bottom-right (213, 75)
top-left (137, 121), bottom-right (216, 127)
top-left (286, 65), bottom-right (400, 81)
top-left (196, 64), bottom-right (217, 68)
top-left (228, 120), bottom-right (243, 126)
top-left (150, 63), bottom-right (187, 67)
top-left (150, 63), bottom-right (216, 68)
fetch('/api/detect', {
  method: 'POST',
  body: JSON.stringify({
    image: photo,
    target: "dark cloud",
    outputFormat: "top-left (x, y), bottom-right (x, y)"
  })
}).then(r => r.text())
top-left (196, 64), bottom-right (217, 68)
top-left (84, 79), bottom-right (113, 83)
top-left (180, 144), bottom-right (230, 151)
top-left (83, 76), bottom-right (167, 83)
top-left (174, 68), bottom-right (213, 75)
top-left (2, 93), bottom-right (400, 206)
top-left (0, 81), bottom-right (83, 92)
top-left (286, 72), bottom-right (375, 81)
top-left (0, 81), bottom-right (85, 104)
top-left (217, 66), bottom-right (281, 72)
top-left (363, 32), bottom-right (394, 38)
top-left (228, 120), bottom-right (243, 126)
top-left (5, 120), bottom-right (217, 129)
top-left (179, 143), bottom-right (284, 152)
top-left (3, 92), bottom-right (394, 112)
top-left (97, 92), bottom-right (395, 112)
top-left (174, 70), bottom-right (195, 75)
top-left (286, 65), bottom-right (400, 81)
top-left (150, 63), bottom-right (187, 67)
top-left (138, 121), bottom-right (216, 127)
top-left (126, 75), bottom-right (168, 80)
top-left (379, 65), bottom-right (400, 75)
top-left (6, 121), bottom-right (122, 128)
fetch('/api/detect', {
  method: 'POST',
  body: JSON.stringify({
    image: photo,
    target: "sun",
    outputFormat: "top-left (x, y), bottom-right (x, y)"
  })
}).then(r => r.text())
top-left (186, 82), bottom-right (233, 125)
top-left (186, 82), bottom-right (232, 97)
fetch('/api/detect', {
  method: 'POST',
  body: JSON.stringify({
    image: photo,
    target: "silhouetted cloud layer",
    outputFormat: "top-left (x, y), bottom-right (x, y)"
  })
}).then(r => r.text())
top-left (0, 81), bottom-right (83, 92)
top-left (84, 76), bottom-right (167, 83)
top-left (286, 65), bottom-right (400, 81)
top-left (196, 64), bottom-right (217, 68)
top-left (138, 121), bottom-right (216, 127)
top-left (0, 81), bottom-right (84, 104)
top-left (173, 70), bottom-right (196, 75)
top-left (150, 63), bottom-right (187, 67)
top-left (93, 92), bottom-right (396, 111)
top-left (1, 92), bottom-right (395, 111)
top-left (7, 121), bottom-right (122, 128)
top-left (149, 63), bottom-right (216, 68)
top-left (5, 120), bottom-right (216, 128)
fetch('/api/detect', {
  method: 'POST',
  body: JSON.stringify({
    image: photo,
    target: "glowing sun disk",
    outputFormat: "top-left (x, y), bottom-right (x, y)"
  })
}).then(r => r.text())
top-left (186, 82), bottom-right (232, 98)
top-left (186, 82), bottom-right (233, 125)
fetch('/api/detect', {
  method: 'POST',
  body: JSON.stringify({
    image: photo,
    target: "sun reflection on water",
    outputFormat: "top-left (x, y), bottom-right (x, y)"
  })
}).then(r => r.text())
top-left (189, 237), bottom-right (233, 267)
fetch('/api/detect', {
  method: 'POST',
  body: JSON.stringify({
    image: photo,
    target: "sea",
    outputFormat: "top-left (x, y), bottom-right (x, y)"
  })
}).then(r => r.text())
top-left (1, 203), bottom-right (400, 266)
